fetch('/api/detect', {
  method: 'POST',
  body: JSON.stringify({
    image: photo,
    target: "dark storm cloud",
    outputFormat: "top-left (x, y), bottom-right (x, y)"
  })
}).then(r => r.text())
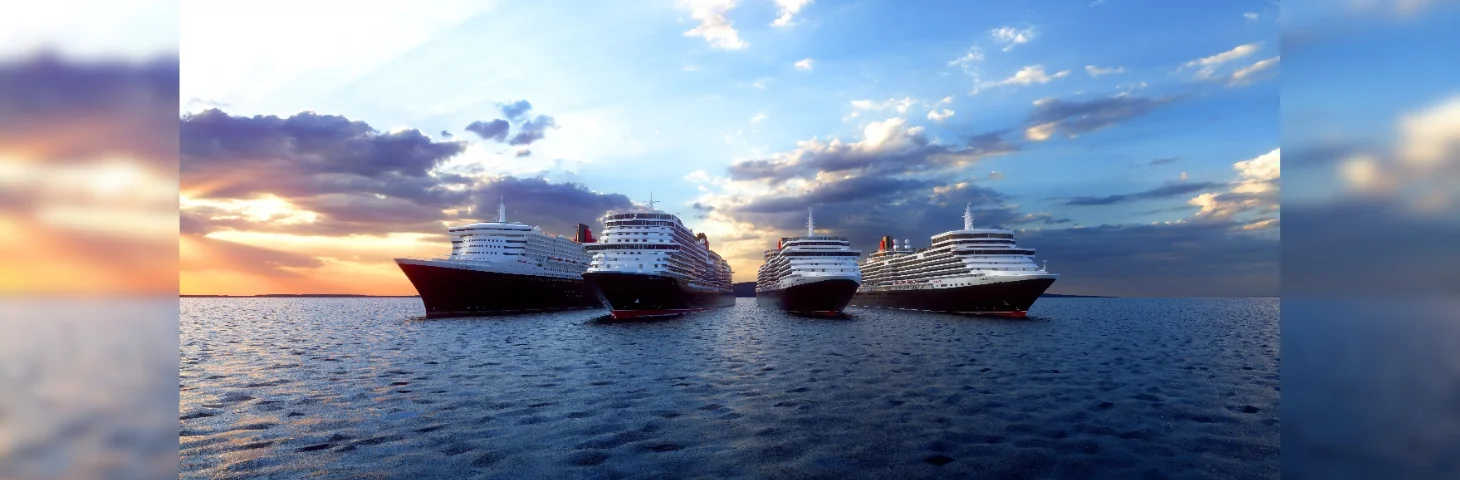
top-left (180, 108), bottom-right (630, 238)
top-left (1283, 142), bottom-right (1369, 169)
top-left (1135, 205), bottom-right (1200, 216)
top-left (1133, 157), bottom-right (1181, 168)
top-left (691, 202), bottom-right (715, 211)
top-left (499, 100), bottom-right (533, 122)
top-left (508, 115), bottom-right (558, 146)
top-left (1285, 199), bottom-right (1460, 296)
top-left (1028, 94), bottom-right (1179, 139)
top-left (0, 52), bottom-right (179, 165)
top-left (182, 108), bottom-right (465, 183)
top-left (461, 176), bottom-right (635, 237)
top-left (515, 149), bottom-right (532, 157)
top-left (1020, 221), bottom-right (1279, 297)
top-left (1061, 181), bottom-right (1220, 206)
top-left (440, 130), bottom-right (453, 138)
top-left (465, 119), bottom-right (510, 142)
top-left (727, 128), bottom-right (1020, 185)
top-left (720, 177), bottom-right (1022, 252)
top-left (736, 176), bottom-right (942, 214)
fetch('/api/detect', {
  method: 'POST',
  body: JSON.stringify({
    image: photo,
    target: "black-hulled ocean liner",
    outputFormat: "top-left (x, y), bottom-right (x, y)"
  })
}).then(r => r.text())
top-left (581, 198), bottom-right (735, 319)
top-left (755, 208), bottom-right (862, 314)
top-left (850, 204), bottom-right (1057, 317)
top-left (394, 200), bottom-right (600, 317)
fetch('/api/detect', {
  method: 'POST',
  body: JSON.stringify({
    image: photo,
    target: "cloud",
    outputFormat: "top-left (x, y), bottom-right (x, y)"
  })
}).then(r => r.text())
top-left (927, 109), bottom-right (955, 122)
top-left (850, 97), bottom-right (918, 114)
top-left (508, 114), bottom-right (557, 146)
top-left (1135, 157), bottom-right (1182, 168)
top-left (975, 65), bottom-right (1070, 93)
top-left (1019, 221), bottom-right (1279, 297)
top-left (680, 0), bottom-right (747, 50)
top-left (1063, 181), bottom-right (1222, 206)
top-left (1244, 11), bottom-right (1259, 21)
top-left (0, 53), bottom-right (179, 166)
top-left (498, 100), bottom-right (533, 122)
top-left (465, 119), bottom-right (510, 142)
top-left (750, 112), bottom-right (767, 123)
top-left (515, 148), bottom-right (531, 157)
top-left (1228, 56), bottom-right (1280, 86)
top-left (180, 109), bottom-right (630, 239)
top-left (947, 47), bottom-right (984, 73)
top-left (990, 26), bottom-right (1036, 52)
top-left (771, 0), bottom-right (812, 27)
top-left (1085, 65), bottom-right (1125, 77)
top-left (1186, 148), bottom-right (1280, 227)
top-left (440, 130), bottom-right (453, 138)
top-left (1024, 93), bottom-right (1179, 141)
top-left (727, 118), bottom-right (1019, 184)
top-left (794, 58), bottom-right (813, 70)
top-left (1179, 42), bottom-right (1262, 79)
top-left (987, 171), bottom-right (1005, 180)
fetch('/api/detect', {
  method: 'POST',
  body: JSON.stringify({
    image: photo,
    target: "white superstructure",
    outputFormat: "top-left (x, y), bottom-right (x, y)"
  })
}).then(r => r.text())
top-left (756, 208), bottom-right (862, 292)
top-left (583, 196), bottom-right (732, 292)
top-left (859, 204), bottom-right (1056, 292)
top-left (396, 199), bottom-right (592, 279)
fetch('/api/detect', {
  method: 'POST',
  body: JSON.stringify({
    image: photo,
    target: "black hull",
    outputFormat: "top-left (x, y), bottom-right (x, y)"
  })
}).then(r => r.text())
top-left (757, 278), bottom-right (860, 314)
top-left (581, 271), bottom-right (736, 319)
top-left (850, 278), bottom-right (1056, 317)
top-left (396, 262), bottom-right (601, 318)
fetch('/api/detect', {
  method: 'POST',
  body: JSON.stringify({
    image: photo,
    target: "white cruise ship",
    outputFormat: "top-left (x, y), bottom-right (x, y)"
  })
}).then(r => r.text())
top-left (849, 204), bottom-right (1058, 317)
top-left (581, 196), bottom-right (735, 319)
top-left (394, 200), bottom-right (600, 317)
top-left (755, 208), bottom-right (862, 314)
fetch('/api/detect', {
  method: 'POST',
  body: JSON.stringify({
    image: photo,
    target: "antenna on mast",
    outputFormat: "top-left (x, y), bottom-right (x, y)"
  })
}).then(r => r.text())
top-left (963, 203), bottom-right (974, 230)
top-left (645, 192), bottom-right (659, 210)
top-left (806, 207), bottom-right (814, 237)
top-left (499, 196), bottom-right (506, 223)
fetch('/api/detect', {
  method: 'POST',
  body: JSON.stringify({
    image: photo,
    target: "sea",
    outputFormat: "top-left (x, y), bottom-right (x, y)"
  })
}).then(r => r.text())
top-left (178, 297), bottom-right (1280, 479)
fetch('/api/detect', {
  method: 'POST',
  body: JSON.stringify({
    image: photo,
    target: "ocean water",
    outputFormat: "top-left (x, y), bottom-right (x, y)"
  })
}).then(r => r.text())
top-left (179, 297), bottom-right (1279, 479)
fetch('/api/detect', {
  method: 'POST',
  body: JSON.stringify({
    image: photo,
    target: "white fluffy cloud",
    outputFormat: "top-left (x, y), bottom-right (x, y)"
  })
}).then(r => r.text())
top-left (1187, 148), bottom-right (1280, 229)
top-left (1179, 42), bottom-right (1261, 79)
top-left (927, 109), bottom-right (955, 122)
top-left (982, 65), bottom-right (1070, 92)
top-left (794, 58), bottom-right (813, 70)
top-left (680, 0), bottom-right (747, 50)
top-left (1085, 65), bottom-right (1125, 77)
top-left (1228, 56), bottom-right (1279, 86)
top-left (990, 26), bottom-right (1035, 52)
top-left (771, 0), bottom-right (812, 27)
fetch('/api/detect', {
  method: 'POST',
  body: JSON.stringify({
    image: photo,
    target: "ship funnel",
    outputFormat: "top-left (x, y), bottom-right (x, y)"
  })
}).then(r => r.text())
top-left (574, 223), bottom-right (596, 243)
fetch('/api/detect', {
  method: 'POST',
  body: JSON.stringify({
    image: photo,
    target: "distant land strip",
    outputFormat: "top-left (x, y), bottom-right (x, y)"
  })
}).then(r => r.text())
top-left (181, 291), bottom-right (423, 294)
top-left (182, 292), bottom-right (1109, 299)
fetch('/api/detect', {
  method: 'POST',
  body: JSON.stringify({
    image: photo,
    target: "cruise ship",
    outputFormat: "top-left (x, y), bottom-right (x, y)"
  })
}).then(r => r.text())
top-left (755, 208), bottom-right (862, 314)
top-left (394, 200), bottom-right (601, 317)
top-left (581, 197), bottom-right (735, 319)
top-left (849, 204), bottom-right (1057, 317)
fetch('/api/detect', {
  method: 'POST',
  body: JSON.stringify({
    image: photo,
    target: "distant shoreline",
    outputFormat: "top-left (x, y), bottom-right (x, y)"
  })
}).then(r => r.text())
top-left (181, 293), bottom-right (1111, 299)
top-left (181, 291), bottom-right (420, 294)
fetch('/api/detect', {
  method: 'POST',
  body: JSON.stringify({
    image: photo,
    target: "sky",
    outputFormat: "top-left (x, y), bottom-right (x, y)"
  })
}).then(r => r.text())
top-left (0, 0), bottom-right (178, 295)
top-left (178, 0), bottom-right (1285, 296)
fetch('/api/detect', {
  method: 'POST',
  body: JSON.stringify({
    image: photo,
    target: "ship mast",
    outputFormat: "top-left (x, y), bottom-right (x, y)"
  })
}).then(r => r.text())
top-left (963, 203), bottom-right (974, 230)
top-left (499, 196), bottom-right (507, 223)
top-left (645, 192), bottom-right (659, 211)
top-left (806, 208), bottom-right (814, 237)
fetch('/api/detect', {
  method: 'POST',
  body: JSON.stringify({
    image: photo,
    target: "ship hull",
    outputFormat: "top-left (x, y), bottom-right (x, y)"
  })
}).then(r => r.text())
top-left (396, 261), bottom-right (601, 318)
top-left (757, 278), bottom-right (860, 314)
top-left (850, 277), bottom-right (1056, 317)
top-left (582, 271), bottom-right (736, 319)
